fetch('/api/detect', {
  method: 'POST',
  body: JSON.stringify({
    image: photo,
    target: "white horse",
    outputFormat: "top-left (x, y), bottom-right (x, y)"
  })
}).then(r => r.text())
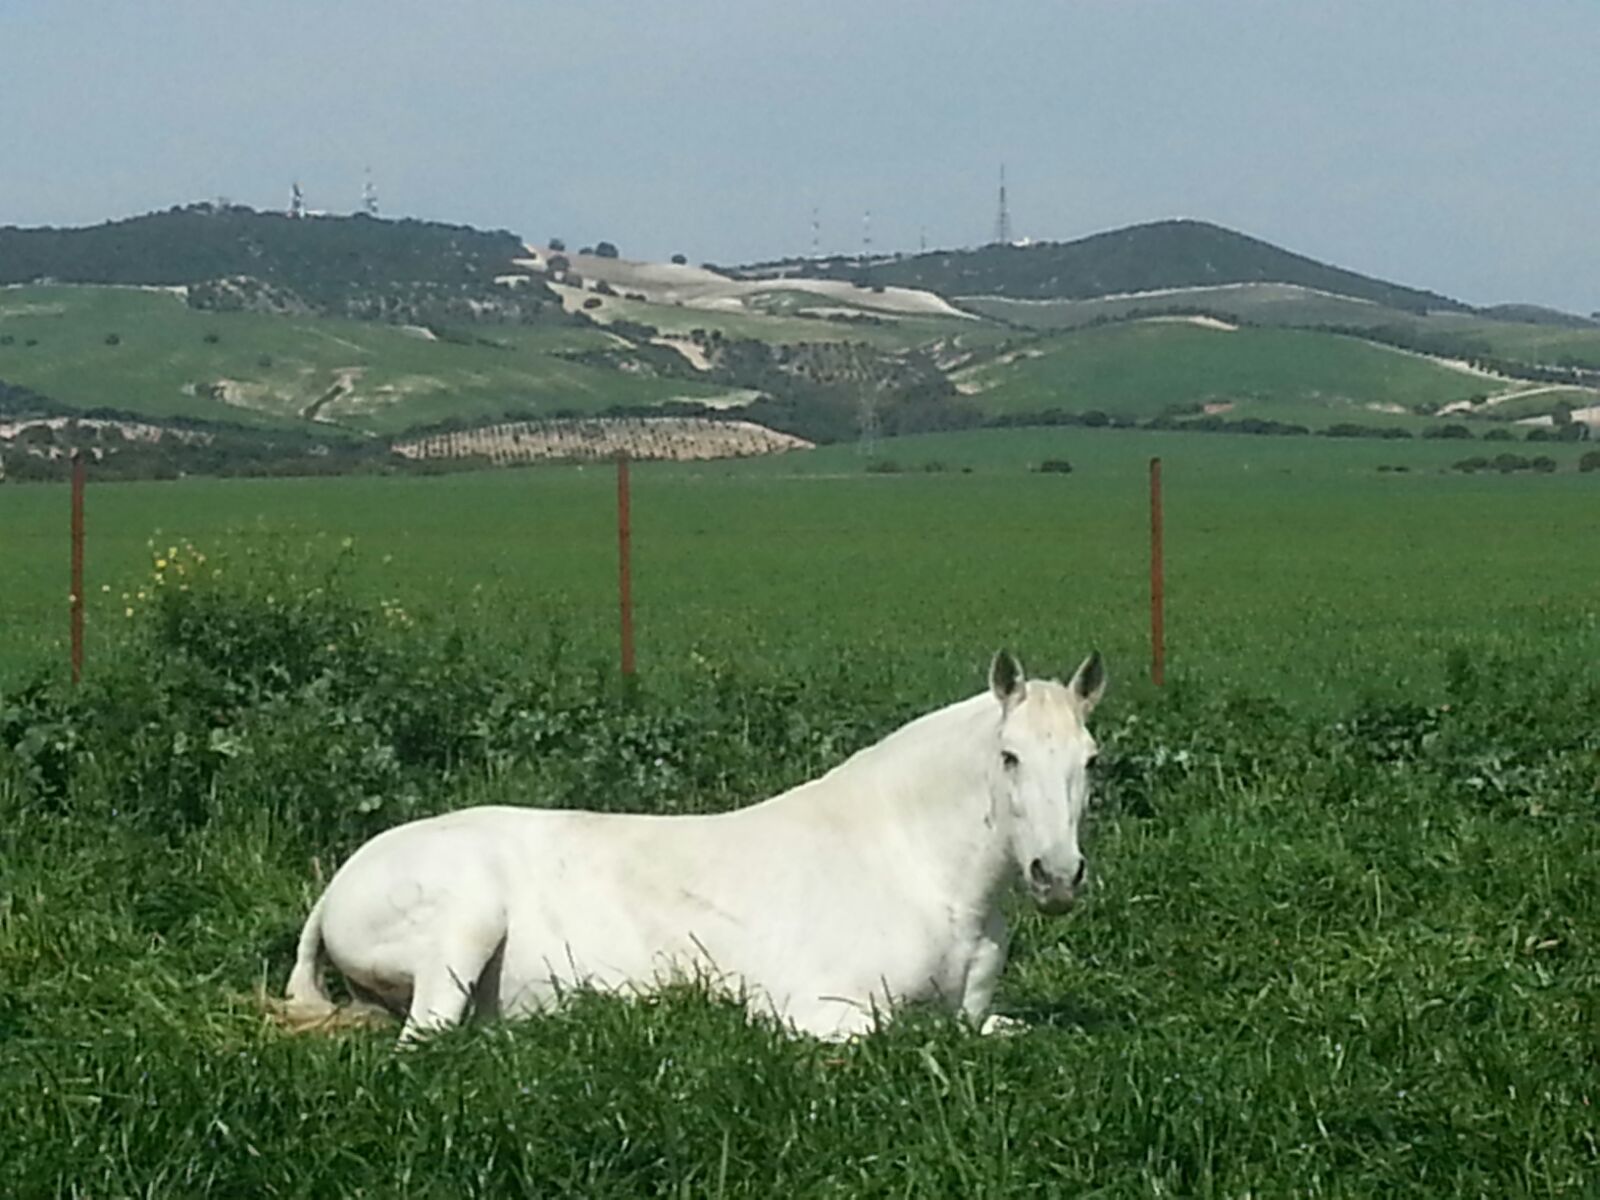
top-left (282, 650), bottom-right (1106, 1042)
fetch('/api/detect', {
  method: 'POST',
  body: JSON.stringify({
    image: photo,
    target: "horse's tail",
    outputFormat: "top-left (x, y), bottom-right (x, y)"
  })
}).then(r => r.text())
top-left (284, 896), bottom-right (331, 1017)
top-left (276, 893), bottom-right (337, 1026)
top-left (267, 893), bottom-right (392, 1034)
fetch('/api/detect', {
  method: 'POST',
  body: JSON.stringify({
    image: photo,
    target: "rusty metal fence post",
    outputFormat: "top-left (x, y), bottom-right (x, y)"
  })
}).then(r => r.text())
top-left (617, 453), bottom-right (635, 680)
top-left (1149, 456), bottom-right (1165, 688)
top-left (70, 452), bottom-right (86, 683)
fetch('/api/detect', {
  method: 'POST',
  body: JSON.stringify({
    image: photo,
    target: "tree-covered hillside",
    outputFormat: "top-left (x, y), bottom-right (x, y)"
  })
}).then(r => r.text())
top-left (0, 204), bottom-right (559, 325)
top-left (792, 220), bottom-right (1469, 314)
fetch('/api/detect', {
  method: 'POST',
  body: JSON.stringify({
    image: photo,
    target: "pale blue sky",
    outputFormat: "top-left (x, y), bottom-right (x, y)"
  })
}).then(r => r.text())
top-left (2, 1), bottom-right (1595, 310)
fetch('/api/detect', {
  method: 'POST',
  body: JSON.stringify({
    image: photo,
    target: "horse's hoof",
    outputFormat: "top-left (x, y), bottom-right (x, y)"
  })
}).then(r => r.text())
top-left (979, 1014), bottom-right (1026, 1036)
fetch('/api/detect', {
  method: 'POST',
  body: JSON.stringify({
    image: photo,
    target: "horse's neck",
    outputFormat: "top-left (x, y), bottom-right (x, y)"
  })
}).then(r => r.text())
top-left (799, 693), bottom-right (1012, 916)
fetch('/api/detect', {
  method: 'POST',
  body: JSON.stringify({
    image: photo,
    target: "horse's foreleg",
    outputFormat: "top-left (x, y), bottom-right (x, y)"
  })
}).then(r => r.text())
top-left (959, 909), bottom-right (1011, 1028)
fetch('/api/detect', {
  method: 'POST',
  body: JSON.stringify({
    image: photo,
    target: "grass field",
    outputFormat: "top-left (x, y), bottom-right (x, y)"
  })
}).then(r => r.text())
top-left (1426, 314), bottom-right (1600, 370)
top-left (0, 286), bottom-right (727, 433)
top-left (956, 323), bottom-right (1497, 426)
top-left (2, 427), bottom-right (1597, 1194)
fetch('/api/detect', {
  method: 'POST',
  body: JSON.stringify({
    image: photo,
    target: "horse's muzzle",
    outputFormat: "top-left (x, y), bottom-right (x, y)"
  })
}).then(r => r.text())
top-left (1028, 857), bottom-right (1085, 915)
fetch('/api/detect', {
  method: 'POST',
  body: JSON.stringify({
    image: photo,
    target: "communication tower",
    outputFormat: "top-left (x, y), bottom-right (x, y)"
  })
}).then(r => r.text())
top-left (811, 206), bottom-right (820, 258)
top-left (992, 164), bottom-right (1012, 246)
top-left (361, 167), bottom-right (379, 217)
top-left (856, 393), bottom-right (881, 457)
top-left (289, 181), bottom-right (306, 219)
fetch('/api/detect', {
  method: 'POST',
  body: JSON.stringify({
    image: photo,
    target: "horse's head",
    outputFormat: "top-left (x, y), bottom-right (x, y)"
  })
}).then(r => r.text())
top-left (987, 649), bottom-right (1106, 915)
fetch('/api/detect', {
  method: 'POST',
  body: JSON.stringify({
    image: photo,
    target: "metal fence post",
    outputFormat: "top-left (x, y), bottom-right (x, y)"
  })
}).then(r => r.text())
top-left (617, 453), bottom-right (635, 680)
top-left (1150, 456), bottom-right (1165, 688)
top-left (70, 452), bottom-right (86, 684)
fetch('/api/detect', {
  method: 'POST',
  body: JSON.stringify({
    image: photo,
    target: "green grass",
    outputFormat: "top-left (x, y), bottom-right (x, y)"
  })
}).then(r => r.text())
top-left (2, 428), bottom-right (1597, 1194)
top-left (957, 322), bottom-right (1494, 425)
top-left (1425, 314), bottom-right (1600, 370)
top-left (0, 285), bottom-right (727, 433)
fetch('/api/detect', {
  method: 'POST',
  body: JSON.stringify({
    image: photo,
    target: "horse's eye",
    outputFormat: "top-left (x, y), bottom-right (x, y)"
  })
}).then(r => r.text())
top-left (1001, 751), bottom-right (1020, 770)
top-left (1087, 753), bottom-right (1099, 769)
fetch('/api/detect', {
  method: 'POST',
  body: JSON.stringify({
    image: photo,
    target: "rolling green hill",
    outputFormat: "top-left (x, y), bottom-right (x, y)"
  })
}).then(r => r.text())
top-left (0, 286), bottom-right (728, 434)
top-left (0, 204), bottom-right (561, 326)
top-left (794, 220), bottom-right (1470, 313)
top-left (954, 320), bottom-right (1494, 426)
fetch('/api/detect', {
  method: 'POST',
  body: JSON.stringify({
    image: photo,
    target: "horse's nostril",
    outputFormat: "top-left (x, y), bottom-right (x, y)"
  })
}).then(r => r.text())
top-left (1029, 858), bottom-right (1051, 888)
top-left (1072, 859), bottom-right (1087, 887)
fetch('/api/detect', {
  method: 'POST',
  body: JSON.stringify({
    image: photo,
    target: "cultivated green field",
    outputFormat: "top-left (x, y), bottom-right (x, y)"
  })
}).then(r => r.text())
top-left (3, 428), bottom-right (1597, 1194)
top-left (956, 323), bottom-right (1500, 426)
top-left (0, 286), bottom-right (727, 433)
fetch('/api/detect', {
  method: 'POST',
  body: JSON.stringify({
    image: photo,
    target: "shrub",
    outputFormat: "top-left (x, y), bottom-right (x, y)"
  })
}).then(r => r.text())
top-left (671, 254), bottom-right (687, 265)
top-left (582, 297), bottom-right (602, 310)
top-left (1531, 456), bottom-right (1557, 474)
top-left (104, 333), bottom-right (121, 346)
top-left (202, 331), bottom-right (221, 345)
top-left (595, 242), bottom-right (620, 259)
top-left (1482, 427), bottom-right (1514, 441)
top-left (1580, 449), bottom-right (1600, 472)
top-left (864, 459), bottom-right (903, 474)
top-left (1035, 459), bottom-right (1074, 474)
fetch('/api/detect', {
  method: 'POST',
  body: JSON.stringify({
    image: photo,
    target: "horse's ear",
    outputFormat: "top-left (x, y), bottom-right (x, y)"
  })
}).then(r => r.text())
top-left (1068, 651), bottom-right (1107, 716)
top-left (989, 650), bottom-right (1026, 709)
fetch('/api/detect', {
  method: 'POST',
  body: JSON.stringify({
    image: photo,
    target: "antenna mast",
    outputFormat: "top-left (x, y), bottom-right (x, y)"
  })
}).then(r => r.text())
top-left (362, 167), bottom-right (379, 217)
top-left (289, 181), bottom-right (306, 220)
top-left (993, 164), bottom-right (1012, 246)
top-left (811, 206), bottom-right (820, 258)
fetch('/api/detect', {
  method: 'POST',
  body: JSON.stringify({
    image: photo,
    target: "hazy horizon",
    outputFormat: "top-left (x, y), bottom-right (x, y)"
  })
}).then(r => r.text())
top-left (3, 1), bottom-right (1595, 311)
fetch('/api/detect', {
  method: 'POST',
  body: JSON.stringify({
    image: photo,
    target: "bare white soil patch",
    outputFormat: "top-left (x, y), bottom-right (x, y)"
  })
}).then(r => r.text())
top-left (520, 247), bottom-right (969, 320)
top-left (393, 417), bottom-right (811, 465)
top-left (977, 281), bottom-right (1387, 308)
top-left (1137, 314), bottom-right (1239, 332)
top-left (652, 336), bottom-right (711, 371)
top-left (1438, 384), bottom-right (1600, 415)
